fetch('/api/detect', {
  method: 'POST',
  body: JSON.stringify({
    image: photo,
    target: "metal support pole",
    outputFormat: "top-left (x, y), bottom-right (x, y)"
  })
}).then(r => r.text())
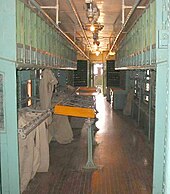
top-left (83, 118), bottom-right (98, 170)
top-left (40, 1), bottom-right (59, 25)
top-left (40, 6), bottom-right (57, 9)
top-left (56, 0), bottom-right (59, 25)
top-left (67, 0), bottom-right (92, 51)
top-left (122, 0), bottom-right (146, 25)
top-left (124, 6), bottom-right (146, 9)
top-left (122, 0), bottom-right (125, 24)
top-left (91, 120), bottom-right (98, 145)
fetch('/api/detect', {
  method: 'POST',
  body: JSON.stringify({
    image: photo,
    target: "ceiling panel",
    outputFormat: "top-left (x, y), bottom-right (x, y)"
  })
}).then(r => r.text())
top-left (36, 0), bottom-right (148, 54)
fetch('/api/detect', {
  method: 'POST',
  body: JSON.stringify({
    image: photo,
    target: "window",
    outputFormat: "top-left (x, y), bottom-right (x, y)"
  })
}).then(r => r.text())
top-left (134, 73), bottom-right (139, 98)
top-left (144, 70), bottom-right (150, 103)
top-left (27, 80), bottom-right (32, 106)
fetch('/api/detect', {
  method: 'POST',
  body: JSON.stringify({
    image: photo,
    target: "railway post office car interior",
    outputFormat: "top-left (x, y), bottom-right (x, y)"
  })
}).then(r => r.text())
top-left (0, 0), bottom-right (170, 193)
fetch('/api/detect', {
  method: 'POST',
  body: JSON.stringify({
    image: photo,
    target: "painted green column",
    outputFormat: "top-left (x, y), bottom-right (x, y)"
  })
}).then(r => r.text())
top-left (153, 0), bottom-right (170, 193)
top-left (0, 0), bottom-right (20, 193)
top-left (164, 38), bottom-right (170, 194)
top-left (153, 63), bottom-right (168, 194)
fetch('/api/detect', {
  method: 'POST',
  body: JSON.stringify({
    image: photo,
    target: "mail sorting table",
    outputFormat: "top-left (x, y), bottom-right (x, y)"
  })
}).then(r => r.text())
top-left (54, 89), bottom-right (99, 170)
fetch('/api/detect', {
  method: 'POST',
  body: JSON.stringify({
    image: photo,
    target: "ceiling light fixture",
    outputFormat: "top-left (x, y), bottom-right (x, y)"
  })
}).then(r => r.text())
top-left (84, 0), bottom-right (103, 54)
top-left (109, 51), bottom-right (116, 56)
top-left (90, 24), bottom-right (95, 32)
top-left (96, 50), bottom-right (100, 56)
top-left (93, 43), bottom-right (98, 50)
top-left (95, 40), bottom-right (100, 46)
top-left (84, 23), bottom-right (104, 32)
top-left (85, 0), bottom-right (100, 23)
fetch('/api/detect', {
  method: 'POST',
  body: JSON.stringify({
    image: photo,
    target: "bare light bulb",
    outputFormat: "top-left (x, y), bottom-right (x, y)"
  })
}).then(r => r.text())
top-left (90, 24), bottom-right (95, 32)
top-left (96, 50), bottom-right (100, 56)
top-left (93, 44), bottom-right (98, 50)
top-left (109, 51), bottom-right (115, 56)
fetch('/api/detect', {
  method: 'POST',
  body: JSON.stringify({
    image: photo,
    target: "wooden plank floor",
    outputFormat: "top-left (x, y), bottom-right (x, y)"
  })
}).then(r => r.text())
top-left (23, 95), bottom-right (153, 194)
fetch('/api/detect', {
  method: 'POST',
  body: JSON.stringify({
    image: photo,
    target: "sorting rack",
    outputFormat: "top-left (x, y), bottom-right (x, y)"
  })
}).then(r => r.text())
top-left (18, 108), bottom-right (52, 139)
top-left (54, 87), bottom-right (99, 169)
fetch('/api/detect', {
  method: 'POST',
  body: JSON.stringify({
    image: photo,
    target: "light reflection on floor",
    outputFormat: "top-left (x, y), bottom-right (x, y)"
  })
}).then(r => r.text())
top-left (95, 94), bottom-right (113, 134)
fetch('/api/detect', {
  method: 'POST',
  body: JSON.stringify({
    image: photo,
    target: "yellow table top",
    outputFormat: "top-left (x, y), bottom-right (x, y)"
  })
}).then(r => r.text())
top-left (54, 87), bottom-right (97, 118)
top-left (76, 87), bottom-right (98, 96)
top-left (54, 105), bottom-right (96, 118)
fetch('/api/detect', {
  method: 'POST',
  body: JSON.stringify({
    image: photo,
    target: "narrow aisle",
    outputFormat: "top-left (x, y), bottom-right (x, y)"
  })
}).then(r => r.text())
top-left (23, 95), bottom-right (153, 194)
top-left (93, 94), bottom-right (153, 194)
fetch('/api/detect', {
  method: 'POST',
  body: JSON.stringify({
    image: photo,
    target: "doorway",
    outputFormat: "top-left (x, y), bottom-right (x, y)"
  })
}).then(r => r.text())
top-left (93, 63), bottom-right (103, 92)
